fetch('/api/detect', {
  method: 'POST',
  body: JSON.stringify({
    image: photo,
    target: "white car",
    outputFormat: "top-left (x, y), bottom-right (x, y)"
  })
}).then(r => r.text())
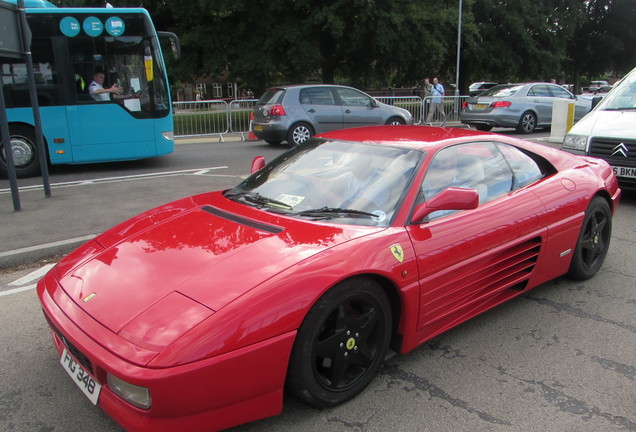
top-left (563, 67), bottom-right (636, 189)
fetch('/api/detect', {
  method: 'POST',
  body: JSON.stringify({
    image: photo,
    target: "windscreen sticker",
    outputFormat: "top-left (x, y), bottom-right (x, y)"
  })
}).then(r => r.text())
top-left (275, 194), bottom-right (305, 208)
top-left (83, 16), bottom-right (103, 37)
top-left (105, 17), bottom-right (125, 36)
top-left (59, 17), bottom-right (81, 37)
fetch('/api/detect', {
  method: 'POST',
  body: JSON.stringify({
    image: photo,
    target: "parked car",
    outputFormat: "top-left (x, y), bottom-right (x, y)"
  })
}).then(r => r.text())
top-left (468, 81), bottom-right (498, 96)
top-left (252, 84), bottom-right (413, 146)
top-left (37, 125), bottom-right (620, 432)
top-left (563, 66), bottom-right (636, 189)
top-left (588, 80), bottom-right (613, 93)
top-left (461, 82), bottom-right (592, 133)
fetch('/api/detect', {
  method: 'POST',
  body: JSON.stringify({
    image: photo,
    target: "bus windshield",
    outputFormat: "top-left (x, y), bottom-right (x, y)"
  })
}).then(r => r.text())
top-left (1, 7), bottom-right (177, 178)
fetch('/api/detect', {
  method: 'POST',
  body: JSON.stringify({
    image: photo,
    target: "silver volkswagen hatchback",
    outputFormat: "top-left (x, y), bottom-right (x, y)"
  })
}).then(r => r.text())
top-left (252, 84), bottom-right (414, 145)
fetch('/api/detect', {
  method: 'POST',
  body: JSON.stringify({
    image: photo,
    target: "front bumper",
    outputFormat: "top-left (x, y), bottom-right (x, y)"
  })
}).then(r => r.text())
top-left (37, 271), bottom-right (295, 432)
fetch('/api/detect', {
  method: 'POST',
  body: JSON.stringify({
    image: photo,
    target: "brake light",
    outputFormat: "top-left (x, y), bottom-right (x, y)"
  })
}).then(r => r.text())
top-left (462, 101), bottom-right (468, 108)
top-left (268, 105), bottom-right (286, 116)
top-left (490, 101), bottom-right (512, 108)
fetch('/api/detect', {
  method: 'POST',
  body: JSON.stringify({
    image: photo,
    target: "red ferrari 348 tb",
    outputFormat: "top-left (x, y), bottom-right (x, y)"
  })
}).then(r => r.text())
top-left (37, 126), bottom-right (620, 431)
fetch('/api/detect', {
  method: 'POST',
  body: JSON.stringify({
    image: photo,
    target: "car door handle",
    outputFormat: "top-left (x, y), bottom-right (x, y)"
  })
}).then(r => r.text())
top-left (307, 109), bottom-right (316, 113)
top-left (345, 109), bottom-right (351, 113)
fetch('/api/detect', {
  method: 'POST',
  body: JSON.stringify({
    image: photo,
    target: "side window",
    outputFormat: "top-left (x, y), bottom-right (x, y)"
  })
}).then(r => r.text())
top-left (334, 87), bottom-right (374, 107)
top-left (528, 85), bottom-right (550, 97)
top-left (496, 143), bottom-right (545, 187)
top-left (419, 142), bottom-right (513, 220)
top-left (300, 87), bottom-right (336, 105)
top-left (549, 85), bottom-right (574, 100)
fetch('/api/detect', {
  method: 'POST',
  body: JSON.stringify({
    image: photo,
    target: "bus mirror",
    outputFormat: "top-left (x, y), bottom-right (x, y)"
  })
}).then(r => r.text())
top-left (157, 32), bottom-right (181, 59)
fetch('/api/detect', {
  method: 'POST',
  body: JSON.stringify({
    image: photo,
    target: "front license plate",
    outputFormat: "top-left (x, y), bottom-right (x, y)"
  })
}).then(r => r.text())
top-left (613, 165), bottom-right (636, 179)
top-left (60, 348), bottom-right (101, 405)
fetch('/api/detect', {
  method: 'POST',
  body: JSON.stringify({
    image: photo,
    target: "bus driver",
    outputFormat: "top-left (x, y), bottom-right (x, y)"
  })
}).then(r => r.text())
top-left (89, 70), bottom-right (123, 101)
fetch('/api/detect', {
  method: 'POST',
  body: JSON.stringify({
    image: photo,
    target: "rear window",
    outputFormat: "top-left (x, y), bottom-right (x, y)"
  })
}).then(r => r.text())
top-left (480, 84), bottom-right (523, 98)
top-left (258, 89), bottom-right (285, 105)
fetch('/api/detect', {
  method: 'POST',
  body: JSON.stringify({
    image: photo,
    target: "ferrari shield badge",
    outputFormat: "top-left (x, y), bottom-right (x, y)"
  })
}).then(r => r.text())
top-left (390, 244), bottom-right (404, 263)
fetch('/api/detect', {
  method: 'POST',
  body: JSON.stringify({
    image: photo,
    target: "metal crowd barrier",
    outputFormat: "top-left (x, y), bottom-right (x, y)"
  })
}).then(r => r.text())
top-left (420, 95), bottom-right (470, 126)
top-left (173, 95), bottom-right (471, 141)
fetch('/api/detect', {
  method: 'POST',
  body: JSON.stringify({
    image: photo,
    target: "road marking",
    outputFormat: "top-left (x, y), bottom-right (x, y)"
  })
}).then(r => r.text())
top-left (0, 284), bottom-right (37, 297)
top-left (0, 166), bottom-right (229, 194)
top-left (0, 234), bottom-right (97, 259)
top-left (9, 263), bottom-right (56, 286)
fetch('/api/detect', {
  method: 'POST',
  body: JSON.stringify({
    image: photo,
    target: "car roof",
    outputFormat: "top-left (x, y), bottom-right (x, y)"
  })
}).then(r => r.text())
top-left (267, 84), bottom-right (353, 90)
top-left (317, 125), bottom-right (502, 151)
top-left (317, 125), bottom-right (572, 169)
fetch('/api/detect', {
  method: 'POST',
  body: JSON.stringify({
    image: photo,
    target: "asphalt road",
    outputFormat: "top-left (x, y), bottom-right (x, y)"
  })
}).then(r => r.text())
top-left (1, 132), bottom-right (634, 432)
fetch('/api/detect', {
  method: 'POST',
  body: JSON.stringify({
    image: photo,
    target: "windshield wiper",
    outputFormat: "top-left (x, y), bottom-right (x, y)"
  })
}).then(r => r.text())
top-left (225, 191), bottom-right (292, 209)
top-left (294, 207), bottom-right (377, 219)
top-left (603, 107), bottom-right (636, 111)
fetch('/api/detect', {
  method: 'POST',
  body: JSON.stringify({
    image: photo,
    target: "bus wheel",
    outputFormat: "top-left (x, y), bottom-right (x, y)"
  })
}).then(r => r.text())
top-left (0, 126), bottom-right (42, 178)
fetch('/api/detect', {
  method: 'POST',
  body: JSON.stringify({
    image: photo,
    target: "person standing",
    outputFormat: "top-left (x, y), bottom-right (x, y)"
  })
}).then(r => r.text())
top-left (426, 77), bottom-right (445, 123)
top-left (422, 78), bottom-right (433, 121)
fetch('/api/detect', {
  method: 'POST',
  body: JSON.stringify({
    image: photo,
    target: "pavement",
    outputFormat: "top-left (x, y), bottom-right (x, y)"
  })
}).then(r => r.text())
top-left (0, 134), bottom-right (244, 270)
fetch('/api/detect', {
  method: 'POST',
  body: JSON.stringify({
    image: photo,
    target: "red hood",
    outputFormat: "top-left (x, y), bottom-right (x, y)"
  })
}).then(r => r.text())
top-left (56, 192), bottom-right (378, 337)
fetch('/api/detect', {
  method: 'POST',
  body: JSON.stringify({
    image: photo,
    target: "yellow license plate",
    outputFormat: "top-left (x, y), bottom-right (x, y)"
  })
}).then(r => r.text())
top-left (253, 125), bottom-right (263, 131)
top-left (473, 104), bottom-right (488, 110)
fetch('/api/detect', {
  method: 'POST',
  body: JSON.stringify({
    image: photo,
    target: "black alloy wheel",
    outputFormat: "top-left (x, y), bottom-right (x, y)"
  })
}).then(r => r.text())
top-left (286, 277), bottom-right (392, 407)
top-left (567, 196), bottom-right (612, 280)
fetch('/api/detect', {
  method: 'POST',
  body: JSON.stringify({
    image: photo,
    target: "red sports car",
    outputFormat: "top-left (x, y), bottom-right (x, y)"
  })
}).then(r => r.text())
top-left (37, 126), bottom-right (621, 431)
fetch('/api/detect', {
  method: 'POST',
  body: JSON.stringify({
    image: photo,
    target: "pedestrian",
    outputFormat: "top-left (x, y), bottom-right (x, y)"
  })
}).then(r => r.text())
top-left (422, 78), bottom-right (433, 120)
top-left (426, 77), bottom-right (445, 123)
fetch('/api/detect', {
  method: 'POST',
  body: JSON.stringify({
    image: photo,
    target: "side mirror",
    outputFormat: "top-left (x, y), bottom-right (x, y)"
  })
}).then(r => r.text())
top-left (591, 95), bottom-right (603, 110)
top-left (411, 187), bottom-right (479, 223)
top-left (251, 156), bottom-right (266, 174)
top-left (157, 32), bottom-right (181, 59)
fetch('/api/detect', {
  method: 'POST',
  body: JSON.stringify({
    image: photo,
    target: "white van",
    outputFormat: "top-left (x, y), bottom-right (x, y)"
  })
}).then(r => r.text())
top-left (562, 67), bottom-right (636, 189)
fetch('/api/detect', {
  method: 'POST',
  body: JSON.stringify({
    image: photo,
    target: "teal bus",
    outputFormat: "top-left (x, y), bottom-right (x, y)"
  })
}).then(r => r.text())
top-left (1, 0), bottom-right (178, 177)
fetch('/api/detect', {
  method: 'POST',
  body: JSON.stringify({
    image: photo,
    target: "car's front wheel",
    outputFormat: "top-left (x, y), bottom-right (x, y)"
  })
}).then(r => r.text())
top-left (286, 277), bottom-right (392, 407)
top-left (286, 122), bottom-right (313, 146)
top-left (385, 117), bottom-right (405, 125)
top-left (567, 196), bottom-right (612, 280)
top-left (516, 111), bottom-right (537, 134)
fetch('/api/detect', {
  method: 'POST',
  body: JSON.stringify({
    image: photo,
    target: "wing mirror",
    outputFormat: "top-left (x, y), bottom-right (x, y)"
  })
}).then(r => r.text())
top-left (411, 187), bottom-right (479, 223)
top-left (251, 156), bottom-right (266, 174)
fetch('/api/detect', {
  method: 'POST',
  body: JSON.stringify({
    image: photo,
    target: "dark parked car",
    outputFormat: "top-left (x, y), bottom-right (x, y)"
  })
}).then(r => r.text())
top-left (252, 84), bottom-right (413, 146)
top-left (461, 82), bottom-right (592, 133)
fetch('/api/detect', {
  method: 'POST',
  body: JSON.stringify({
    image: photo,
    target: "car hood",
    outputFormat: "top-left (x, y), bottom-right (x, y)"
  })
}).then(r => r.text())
top-left (56, 193), bottom-right (378, 337)
top-left (569, 109), bottom-right (636, 138)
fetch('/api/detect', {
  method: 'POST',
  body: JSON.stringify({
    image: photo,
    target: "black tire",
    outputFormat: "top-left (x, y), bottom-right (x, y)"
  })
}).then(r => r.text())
top-left (567, 197), bottom-right (612, 280)
top-left (475, 124), bottom-right (493, 132)
top-left (516, 111), bottom-right (537, 134)
top-left (0, 125), bottom-right (42, 179)
top-left (286, 277), bottom-right (392, 407)
top-left (385, 117), bottom-right (406, 125)
top-left (286, 122), bottom-right (313, 146)
top-left (266, 140), bottom-right (282, 146)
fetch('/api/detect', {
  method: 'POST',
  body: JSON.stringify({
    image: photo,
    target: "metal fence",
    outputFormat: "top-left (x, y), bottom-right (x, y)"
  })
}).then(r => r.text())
top-left (173, 95), bottom-right (470, 140)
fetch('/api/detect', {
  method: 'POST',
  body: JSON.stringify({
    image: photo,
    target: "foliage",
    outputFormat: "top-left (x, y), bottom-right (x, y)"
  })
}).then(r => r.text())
top-left (51, 0), bottom-right (636, 94)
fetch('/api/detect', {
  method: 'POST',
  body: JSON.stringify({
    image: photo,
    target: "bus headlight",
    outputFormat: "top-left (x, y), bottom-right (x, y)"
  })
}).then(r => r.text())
top-left (563, 134), bottom-right (588, 151)
top-left (107, 373), bottom-right (151, 409)
top-left (162, 130), bottom-right (174, 141)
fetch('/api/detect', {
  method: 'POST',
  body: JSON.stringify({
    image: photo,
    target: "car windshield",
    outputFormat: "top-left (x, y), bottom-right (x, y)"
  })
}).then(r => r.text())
top-left (596, 71), bottom-right (636, 110)
top-left (226, 139), bottom-right (423, 226)
top-left (479, 84), bottom-right (523, 98)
